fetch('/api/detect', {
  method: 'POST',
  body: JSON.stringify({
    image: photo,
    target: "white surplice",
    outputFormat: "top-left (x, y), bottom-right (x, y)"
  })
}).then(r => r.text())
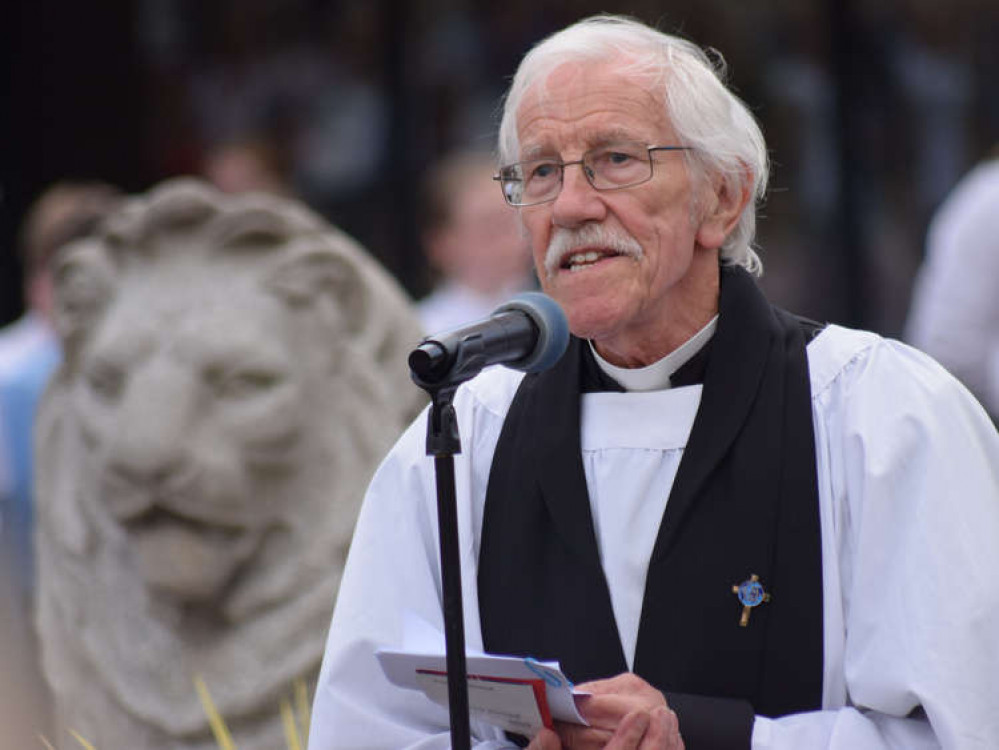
top-left (906, 159), bottom-right (999, 419)
top-left (309, 325), bottom-right (999, 750)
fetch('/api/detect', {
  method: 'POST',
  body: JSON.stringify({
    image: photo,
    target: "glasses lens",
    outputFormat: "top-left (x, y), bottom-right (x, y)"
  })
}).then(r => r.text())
top-left (499, 167), bottom-right (524, 205)
top-left (521, 160), bottom-right (561, 204)
top-left (586, 143), bottom-right (653, 189)
top-left (500, 160), bottom-right (562, 206)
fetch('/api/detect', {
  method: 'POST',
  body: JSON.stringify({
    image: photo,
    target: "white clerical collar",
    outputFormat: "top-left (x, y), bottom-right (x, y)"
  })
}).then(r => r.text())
top-left (589, 315), bottom-right (718, 392)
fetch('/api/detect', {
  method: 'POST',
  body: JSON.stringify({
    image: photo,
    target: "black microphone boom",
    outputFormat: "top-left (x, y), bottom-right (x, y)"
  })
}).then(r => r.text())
top-left (409, 292), bottom-right (569, 389)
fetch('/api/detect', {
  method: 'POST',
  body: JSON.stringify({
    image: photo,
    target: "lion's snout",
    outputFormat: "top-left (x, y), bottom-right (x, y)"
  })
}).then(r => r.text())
top-left (101, 454), bottom-right (194, 520)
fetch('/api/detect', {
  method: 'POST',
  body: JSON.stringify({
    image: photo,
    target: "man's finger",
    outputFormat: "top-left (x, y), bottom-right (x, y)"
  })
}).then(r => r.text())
top-left (637, 706), bottom-right (684, 750)
top-left (577, 693), bottom-right (640, 728)
top-left (555, 720), bottom-right (613, 750)
top-left (527, 727), bottom-right (563, 750)
top-left (603, 709), bottom-right (651, 750)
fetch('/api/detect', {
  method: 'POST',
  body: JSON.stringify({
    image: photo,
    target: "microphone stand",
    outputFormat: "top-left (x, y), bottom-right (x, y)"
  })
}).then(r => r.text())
top-left (422, 380), bottom-right (471, 750)
top-left (408, 293), bottom-right (567, 749)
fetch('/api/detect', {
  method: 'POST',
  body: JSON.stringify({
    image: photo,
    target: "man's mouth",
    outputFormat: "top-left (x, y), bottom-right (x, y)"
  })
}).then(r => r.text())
top-left (560, 248), bottom-right (622, 272)
top-left (544, 224), bottom-right (644, 278)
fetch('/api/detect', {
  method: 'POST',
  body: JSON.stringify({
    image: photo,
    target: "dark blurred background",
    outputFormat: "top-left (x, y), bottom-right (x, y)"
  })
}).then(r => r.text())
top-left (4, 0), bottom-right (998, 336)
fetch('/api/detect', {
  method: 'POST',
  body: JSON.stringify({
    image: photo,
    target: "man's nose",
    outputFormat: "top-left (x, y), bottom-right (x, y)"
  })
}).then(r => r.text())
top-left (551, 162), bottom-right (607, 228)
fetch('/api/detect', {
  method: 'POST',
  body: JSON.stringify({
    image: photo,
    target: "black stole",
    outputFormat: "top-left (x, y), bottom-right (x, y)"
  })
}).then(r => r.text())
top-left (478, 266), bottom-right (824, 747)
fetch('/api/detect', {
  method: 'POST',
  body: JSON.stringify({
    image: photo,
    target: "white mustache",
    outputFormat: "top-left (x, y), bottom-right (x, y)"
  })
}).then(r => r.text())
top-left (544, 224), bottom-right (644, 278)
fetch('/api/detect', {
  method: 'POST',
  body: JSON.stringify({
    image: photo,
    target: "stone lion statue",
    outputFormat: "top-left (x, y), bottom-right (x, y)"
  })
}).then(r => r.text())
top-left (34, 178), bottom-right (426, 749)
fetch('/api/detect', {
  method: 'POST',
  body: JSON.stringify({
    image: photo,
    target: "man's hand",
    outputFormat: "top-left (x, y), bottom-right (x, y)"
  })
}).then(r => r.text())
top-left (530, 673), bottom-right (684, 750)
top-left (526, 728), bottom-right (563, 749)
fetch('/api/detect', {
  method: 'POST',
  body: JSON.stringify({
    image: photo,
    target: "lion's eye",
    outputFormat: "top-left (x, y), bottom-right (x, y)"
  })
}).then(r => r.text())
top-left (210, 369), bottom-right (283, 400)
top-left (86, 363), bottom-right (126, 402)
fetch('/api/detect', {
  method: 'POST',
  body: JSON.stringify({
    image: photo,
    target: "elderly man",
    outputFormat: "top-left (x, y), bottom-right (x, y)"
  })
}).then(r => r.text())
top-left (310, 16), bottom-right (999, 750)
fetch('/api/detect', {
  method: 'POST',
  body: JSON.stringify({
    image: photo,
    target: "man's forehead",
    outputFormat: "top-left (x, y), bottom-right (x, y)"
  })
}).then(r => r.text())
top-left (514, 60), bottom-right (671, 156)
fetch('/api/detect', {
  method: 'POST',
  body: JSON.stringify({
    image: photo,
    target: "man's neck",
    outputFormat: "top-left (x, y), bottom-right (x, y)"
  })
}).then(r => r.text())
top-left (590, 315), bottom-right (717, 391)
top-left (588, 251), bottom-right (720, 367)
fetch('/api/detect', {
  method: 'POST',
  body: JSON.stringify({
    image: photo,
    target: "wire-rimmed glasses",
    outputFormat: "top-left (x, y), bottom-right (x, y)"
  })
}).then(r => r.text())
top-left (494, 142), bottom-right (692, 207)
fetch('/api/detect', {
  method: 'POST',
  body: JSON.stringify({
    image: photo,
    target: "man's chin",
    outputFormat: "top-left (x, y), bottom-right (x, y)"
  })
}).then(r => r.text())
top-left (548, 291), bottom-right (629, 342)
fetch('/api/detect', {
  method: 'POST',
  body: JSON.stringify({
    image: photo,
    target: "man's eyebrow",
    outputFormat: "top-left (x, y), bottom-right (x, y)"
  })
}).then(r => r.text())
top-left (519, 143), bottom-right (558, 160)
top-left (591, 129), bottom-right (644, 146)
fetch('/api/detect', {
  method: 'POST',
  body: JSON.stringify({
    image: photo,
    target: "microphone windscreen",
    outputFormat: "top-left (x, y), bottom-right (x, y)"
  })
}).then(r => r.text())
top-left (492, 292), bottom-right (569, 373)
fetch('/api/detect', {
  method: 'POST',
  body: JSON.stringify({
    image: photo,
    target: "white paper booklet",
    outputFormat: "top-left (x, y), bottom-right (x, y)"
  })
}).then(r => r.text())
top-left (377, 648), bottom-right (589, 737)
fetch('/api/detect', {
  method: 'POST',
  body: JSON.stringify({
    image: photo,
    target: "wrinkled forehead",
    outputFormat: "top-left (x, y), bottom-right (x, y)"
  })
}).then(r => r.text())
top-left (514, 59), bottom-right (673, 158)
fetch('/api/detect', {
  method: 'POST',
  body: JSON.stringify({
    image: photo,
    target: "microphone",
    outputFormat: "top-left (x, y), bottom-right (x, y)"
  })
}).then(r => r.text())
top-left (409, 292), bottom-right (569, 389)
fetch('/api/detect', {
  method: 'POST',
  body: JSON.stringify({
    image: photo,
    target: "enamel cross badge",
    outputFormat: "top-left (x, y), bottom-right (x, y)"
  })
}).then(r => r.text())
top-left (732, 574), bottom-right (771, 627)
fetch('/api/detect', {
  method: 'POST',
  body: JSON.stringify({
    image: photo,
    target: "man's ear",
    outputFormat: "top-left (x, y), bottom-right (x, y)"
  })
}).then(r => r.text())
top-left (695, 170), bottom-right (752, 251)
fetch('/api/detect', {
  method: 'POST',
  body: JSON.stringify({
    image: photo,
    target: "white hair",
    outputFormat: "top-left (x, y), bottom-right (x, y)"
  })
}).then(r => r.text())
top-left (498, 15), bottom-right (768, 275)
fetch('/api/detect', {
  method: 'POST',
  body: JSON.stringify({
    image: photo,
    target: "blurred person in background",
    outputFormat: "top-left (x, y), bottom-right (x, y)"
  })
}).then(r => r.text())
top-left (906, 146), bottom-right (999, 423)
top-left (417, 150), bottom-right (536, 333)
top-left (0, 180), bottom-right (123, 594)
top-left (201, 134), bottom-right (296, 198)
top-left (0, 179), bottom-right (122, 747)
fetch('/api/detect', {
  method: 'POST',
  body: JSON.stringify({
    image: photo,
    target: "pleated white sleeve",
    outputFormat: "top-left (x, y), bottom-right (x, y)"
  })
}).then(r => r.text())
top-left (308, 369), bottom-right (524, 750)
top-left (754, 326), bottom-right (999, 750)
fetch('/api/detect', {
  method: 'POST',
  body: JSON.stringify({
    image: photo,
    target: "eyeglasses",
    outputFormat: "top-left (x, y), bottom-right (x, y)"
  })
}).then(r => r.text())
top-left (494, 142), bottom-right (692, 207)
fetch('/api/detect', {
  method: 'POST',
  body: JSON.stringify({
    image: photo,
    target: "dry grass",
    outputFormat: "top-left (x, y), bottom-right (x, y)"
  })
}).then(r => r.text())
top-left (41, 678), bottom-right (311, 750)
